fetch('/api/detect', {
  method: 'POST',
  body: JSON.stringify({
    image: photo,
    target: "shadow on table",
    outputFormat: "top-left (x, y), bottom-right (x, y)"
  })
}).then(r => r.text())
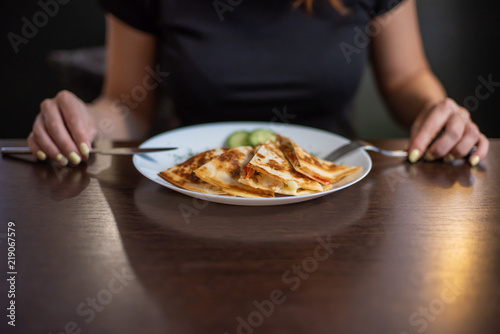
top-left (380, 159), bottom-right (486, 190)
top-left (21, 146), bottom-right (486, 333)
top-left (88, 150), bottom-right (391, 334)
top-left (15, 144), bottom-right (489, 333)
top-left (2, 153), bottom-right (91, 201)
top-left (12, 140), bottom-right (123, 201)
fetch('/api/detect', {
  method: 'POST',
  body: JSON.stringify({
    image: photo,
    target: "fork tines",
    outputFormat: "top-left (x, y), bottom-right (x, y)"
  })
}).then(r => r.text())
top-left (324, 141), bottom-right (363, 162)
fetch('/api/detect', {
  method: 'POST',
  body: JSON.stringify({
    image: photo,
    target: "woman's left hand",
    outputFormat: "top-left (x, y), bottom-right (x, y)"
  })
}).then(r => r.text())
top-left (408, 98), bottom-right (489, 166)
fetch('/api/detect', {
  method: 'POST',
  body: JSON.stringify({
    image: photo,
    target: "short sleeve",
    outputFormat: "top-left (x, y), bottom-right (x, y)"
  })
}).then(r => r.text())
top-left (99, 0), bottom-right (158, 34)
top-left (370, 0), bottom-right (406, 17)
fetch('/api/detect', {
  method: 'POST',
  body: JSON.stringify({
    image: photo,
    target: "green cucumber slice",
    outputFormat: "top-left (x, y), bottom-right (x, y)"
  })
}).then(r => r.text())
top-left (248, 129), bottom-right (276, 146)
top-left (227, 131), bottom-right (250, 148)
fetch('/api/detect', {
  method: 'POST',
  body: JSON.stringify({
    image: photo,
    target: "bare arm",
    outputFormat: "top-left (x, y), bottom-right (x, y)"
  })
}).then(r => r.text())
top-left (370, 0), bottom-right (445, 128)
top-left (370, 0), bottom-right (488, 165)
top-left (89, 14), bottom-right (157, 140)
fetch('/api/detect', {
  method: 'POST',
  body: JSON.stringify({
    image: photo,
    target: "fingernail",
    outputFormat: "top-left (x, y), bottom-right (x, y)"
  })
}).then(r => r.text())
top-left (470, 155), bottom-right (480, 167)
top-left (56, 153), bottom-right (68, 166)
top-left (409, 149), bottom-right (420, 163)
top-left (79, 142), bottom-right (90, 159)
top-left (36, 150), bottom-right (46, 161)
top-left (444, 153), bottom-right (455, 163)
top-left (423, 152), bottom-right (435, 162)
top-left (68, 152), bottom-right (81, 165)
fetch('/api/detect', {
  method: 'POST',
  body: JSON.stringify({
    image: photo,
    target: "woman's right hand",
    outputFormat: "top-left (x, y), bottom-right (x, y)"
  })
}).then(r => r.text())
top-left (28, 90), bottom-right (97, 166)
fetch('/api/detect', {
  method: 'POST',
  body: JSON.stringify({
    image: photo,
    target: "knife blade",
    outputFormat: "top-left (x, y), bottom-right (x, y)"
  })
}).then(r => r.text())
top-left (0, 146), bottom-right (177, 156)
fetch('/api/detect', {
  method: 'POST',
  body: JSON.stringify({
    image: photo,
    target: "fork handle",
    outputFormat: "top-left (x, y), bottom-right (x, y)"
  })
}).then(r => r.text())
top-left (1, 147), bottom-right (31, 154)
top-left (363, 145), bottom-right (408, 157)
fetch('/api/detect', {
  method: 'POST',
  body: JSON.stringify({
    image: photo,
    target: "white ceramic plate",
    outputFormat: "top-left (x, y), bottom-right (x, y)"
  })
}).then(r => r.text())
top-left (133, 122), bottom-right (372, 206)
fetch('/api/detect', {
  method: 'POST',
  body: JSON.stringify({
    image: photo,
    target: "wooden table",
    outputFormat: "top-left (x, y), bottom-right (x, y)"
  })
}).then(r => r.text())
top-left (1, 139), bottom-right (499, 334)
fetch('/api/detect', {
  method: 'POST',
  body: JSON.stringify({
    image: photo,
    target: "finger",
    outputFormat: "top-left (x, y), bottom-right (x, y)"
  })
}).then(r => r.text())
top-left (27, 131), bottom-right (47, 161)
top-left (56, 91), bottom-right (91, 160)
top-left (426, 113), bottom-right (466, 160)
top-left (409, 100), bottom-right (443, 139)
top-left (41, 98), bottom-right (82, 165)
top-left (410, 99), bottom-right (454, 139)
top-left (469, 134), bottom-right (489, 167)
top-left (447, 122), bottom-right (480, 161)
top-left (32, 115), bottom-right (69, 166)
top-left (408, 99), bottom-right (455, 162)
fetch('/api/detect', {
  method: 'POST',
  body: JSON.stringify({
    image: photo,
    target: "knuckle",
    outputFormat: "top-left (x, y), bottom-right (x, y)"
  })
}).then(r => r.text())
top-left (446, 125), bottom-right (462, 142)
top-left (39, 98), bottom-right (52, 111)
top-left (431, 103), bottom-right (444, 114)
top-left (33, 114), bottom-right (42, 127)
top-left (57, 90), bottom-right (74, 104)
top-left (443, 98), bottom-right (455, 110)
top-left (465, 123), bottom-right (479, 139)
top-left (32, 124), bottom-right (43, 139)
top-left (470, 128), bottom-right (480, 140)
top-left (47, 119), bottom-right (60, 132)
top-left (67, 112), bottom-right (81, 125)
top-left (480, 134), bottom-right (489, 149)
top-left (433, 146), bottom-right (448, 158)
top-left (410, 123), bottom-right (419, 137)
top-left (470, 123), bottom-right (479, 135)
top-left (411, 134), bottom-right (426, 150)
top-left (460, 108), bottom-right (471, 120)
top-left (455, 146), bottom-right (470, 157)
top-left (75, 129), bottom-right (87, 140)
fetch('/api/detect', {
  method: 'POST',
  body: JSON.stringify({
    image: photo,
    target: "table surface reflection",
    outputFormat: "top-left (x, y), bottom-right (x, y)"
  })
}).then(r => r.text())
top-left (0, 138), bottom-right (499, 334)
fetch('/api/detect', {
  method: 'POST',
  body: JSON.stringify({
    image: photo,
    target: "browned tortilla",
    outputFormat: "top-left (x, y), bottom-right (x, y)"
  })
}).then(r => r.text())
top-left (194, 146), bottom-right (274, 198)
top-left (277, 135), bottom-right (362, 185)
top-left (239, 141), bottom-right (331, 195)
top-left (158, 148), bottom-right (228, 195)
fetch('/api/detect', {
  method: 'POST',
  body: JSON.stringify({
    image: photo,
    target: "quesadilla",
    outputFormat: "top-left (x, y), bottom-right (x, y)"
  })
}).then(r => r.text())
top-left (158, 148), bottom-right (228, 195)
top-left (194, 146), bottom-right (274, 198)
top-left (277, 135), bottom-right (362, 185)
top-left (239, 141), bottom-right (332, 195)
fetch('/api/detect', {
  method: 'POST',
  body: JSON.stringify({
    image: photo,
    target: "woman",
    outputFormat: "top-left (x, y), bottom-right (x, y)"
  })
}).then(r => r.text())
top-left (27, 0), bottom-right (489, 166)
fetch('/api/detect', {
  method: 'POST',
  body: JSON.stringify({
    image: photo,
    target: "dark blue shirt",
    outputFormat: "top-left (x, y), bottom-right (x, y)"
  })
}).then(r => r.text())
top-left (100, 0), bottom-right (404, 136)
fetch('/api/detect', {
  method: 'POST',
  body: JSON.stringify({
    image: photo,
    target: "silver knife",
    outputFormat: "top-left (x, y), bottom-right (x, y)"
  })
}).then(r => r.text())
top-left (0, 146), bottom-right (177, 156)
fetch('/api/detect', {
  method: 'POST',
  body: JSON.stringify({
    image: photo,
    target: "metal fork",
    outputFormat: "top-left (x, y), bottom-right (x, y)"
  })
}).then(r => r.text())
top-left (324, 140), bottom-right (408, 161)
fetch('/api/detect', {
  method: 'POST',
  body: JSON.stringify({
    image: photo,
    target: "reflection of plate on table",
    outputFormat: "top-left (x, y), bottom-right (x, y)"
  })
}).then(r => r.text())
top-left (133, 122), bottom-right (372, 206)
top-left (133, 177), bottom-right (372, 243)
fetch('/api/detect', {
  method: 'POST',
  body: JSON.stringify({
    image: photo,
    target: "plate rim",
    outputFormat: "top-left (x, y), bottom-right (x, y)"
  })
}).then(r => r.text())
top-left (133, 122), bottom-right (372, 206)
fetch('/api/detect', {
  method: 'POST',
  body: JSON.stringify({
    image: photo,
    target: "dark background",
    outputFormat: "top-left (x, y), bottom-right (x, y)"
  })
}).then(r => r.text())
top-left (1, 0), bottom-right (499, 139)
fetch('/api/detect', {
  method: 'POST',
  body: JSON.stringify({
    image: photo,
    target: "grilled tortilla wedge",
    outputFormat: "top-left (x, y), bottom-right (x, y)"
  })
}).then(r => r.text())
top-left (277, 135), bottom-right (362, 186)
top-left (239, 141), bottom-right (332, 195)
top-left (194, 146), bottom-right (274, 198)
top-left (158, 148), bottom-right (228, 195)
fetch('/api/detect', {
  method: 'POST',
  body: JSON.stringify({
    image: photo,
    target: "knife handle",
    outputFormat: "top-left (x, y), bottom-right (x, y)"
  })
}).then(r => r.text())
top-left (1, 147), bottom-right (31, 154)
